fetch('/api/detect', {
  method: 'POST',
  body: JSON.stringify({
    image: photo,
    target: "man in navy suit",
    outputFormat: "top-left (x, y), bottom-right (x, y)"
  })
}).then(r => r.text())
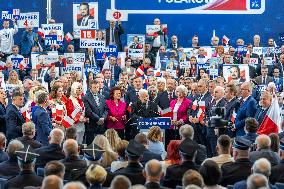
top-left (169, 35), bottom-right (181, 51)
top-left (125, 76), bottom-right (143, 106)
top-left (235, 82), bottom-right (258, 136)
top-left (83, 80), bottom-right (108, 145)
top-left (103, 69), bottom-right (116, 89)
top-left (5, 90), bottom-right (25, 142)
top-left (272, 68), bottom-right (283, 92)
top-left (105, 21), bottom-right (124, 51)
top-left (255, 91), bottom-right (272, 125)
top-left (32, 91), bottom-right (52, 146)
top-left (109, 55), bottom-right (122, 82)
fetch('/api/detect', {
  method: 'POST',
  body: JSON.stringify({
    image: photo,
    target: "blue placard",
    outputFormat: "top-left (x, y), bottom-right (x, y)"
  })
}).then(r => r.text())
top-left (1, 10), bottom-right (13, 20)
top-left (11, 58), bottom-right (23, 69)
top-left (45, 35), bottom-right (62, 46)
top-left (137, 117), bottom-right (171, 130)
top-left (95, 45), bottom-right (118, 60)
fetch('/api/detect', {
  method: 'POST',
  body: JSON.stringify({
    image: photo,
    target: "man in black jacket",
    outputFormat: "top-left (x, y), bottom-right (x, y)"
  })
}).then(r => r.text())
top-left (270, 138), bottom-right (284, 184)
top-left (16, 122), bottom-right (42, 149)
top-left (105, 21), bottom-right (124, 51)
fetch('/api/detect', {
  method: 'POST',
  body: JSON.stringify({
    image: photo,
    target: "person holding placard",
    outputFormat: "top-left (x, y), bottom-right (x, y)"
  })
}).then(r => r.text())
top-left (106, 21), bottom-right (124, 51)
top-left (0, 19), bottom-right (18, 59)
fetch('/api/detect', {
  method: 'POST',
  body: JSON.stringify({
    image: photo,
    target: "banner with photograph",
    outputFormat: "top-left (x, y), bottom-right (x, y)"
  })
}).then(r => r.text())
top-left (223, 64), bottom-right (250, 83)
top-left (73, 2), bottom-right (99, 38)
top-left (80, 29), bottom-right (105, 48)
top-left (159, 51), bottom-right (176, 71)
top-left (146, 24), bottom-right (167, 37)
top-left (64, 53), bottom-right (85, 64)
top-left (127, 34), bottom-right (145, 59)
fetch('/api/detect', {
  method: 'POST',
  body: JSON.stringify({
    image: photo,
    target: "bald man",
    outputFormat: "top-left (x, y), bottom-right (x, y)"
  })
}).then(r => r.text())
top-left (235, 82), bottom-right (257, 136)
top-left (255, 91), bottom-right (272, 126)
top-left (41, 175), bottom-right (63, 189)
top-left (143, 160), bottom-right (168, 189)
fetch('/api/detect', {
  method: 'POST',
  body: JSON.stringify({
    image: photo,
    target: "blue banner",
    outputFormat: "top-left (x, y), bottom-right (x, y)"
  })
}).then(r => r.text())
top-left (11, 57), bottom-right (23, 69)
top-left (95, 45), bottom-right (118, 60)
top-left (138, 117), bottom-right (171, 129)
top-left (45, 35), bottom-right (62, 46)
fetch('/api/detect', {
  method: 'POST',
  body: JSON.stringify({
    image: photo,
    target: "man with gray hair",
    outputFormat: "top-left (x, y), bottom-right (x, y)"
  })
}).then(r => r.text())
top-left (143, 159), bottom-right (167, 189)
top-left (33, 91), bottom-right (52, 145)
top-left (16, 122), bottom-right (42, 149)
top-left (41, 175), bottom-right (64, 189)
top-left (233, 158), bottom-right (276, 189)
top-left (179, 124), bottom-right (207, 165)
top-left (247, 174), bottom-right (269, 189)
top-left (35, 128), bottom-right (65, 167)
top-left (249, 135), bottom-right (280, 166)
top-left (0, 139), bottom-right (24, 178)
top-left (110, 175), bottom-right (132, 189)
top-left (63, 181), bottom-right (86, 189)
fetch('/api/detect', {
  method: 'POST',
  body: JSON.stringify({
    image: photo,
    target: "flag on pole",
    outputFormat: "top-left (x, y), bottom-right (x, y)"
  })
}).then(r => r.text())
top-left (197, 109), bottom-right (205, 121)
top-left (65, 32), bottom-right (74, 43)
top-left (71, 109), bottom-right (82, 122)
top-left (61, 116), bottom-right (75, 128)
top-left (198, 101), bottom-right (206, 111)
top-left (155, 51), bottom-right (161, 69)
top-left (231, 110), bottom-right (237, 123)
top-left (257, 98), bottom-right (282, 135)
top-left (102, 56), bottom-right (110, 71)
top-left (0, 61), bottom-right (7, 70)
top-left (18, 60), bottom-right (28, 70)
top-left (135, 67), bottom-right (145, 76)
top-left (37, 28), bottom-right (44, 38)
top-left (222, 35), bottom-right (230, 46)
top-left (192, 100), bottom-right (198, 111)
top-left (160, 107), bottom-right (173, 118)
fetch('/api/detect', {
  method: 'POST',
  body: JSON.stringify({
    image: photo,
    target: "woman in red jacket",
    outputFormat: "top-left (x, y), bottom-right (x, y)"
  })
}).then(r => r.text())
top-left (105, 86), bottom-right (127, 139)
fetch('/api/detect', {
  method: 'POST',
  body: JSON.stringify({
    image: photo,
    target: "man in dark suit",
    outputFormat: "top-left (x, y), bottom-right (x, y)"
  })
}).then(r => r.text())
top-left (255, 65), bottom-right (274, 85)
top-left (0, 87), bottom-right (7, 134)
top-left (16, 122), bottom-right (42, 149)
top-left (60, 139), bottom-right (87, 180)
top-left (134, 133), bottom-right (162, 165)
top-left (220, 137), bottom-right (253, 186)
top-left (189, 79), bottom-right (212, 145)
top-left (5, 90), bottom-right (25, 142)
top-left (77, 2), bottom-right (94, 26)
top-left (144, 159), bottom-right (170, 189)
top-left (114, 140), bottom-right (146, 185)
top-left (4, 145), bottom-right (43, 189)
top-left (179, 124), bottom-right (207, 165)
top-left (83, 80), bottom-right (108, 145)
top-left (235, 82), bottom-right (257, 136)
top-left (0, 139), bottom-right (23, 179)
top-left (32, 91), bottom-right (52, 146)
top-left (168, 35), bottom-right (181, 51)
top-left (270, 138), bottom-right (284, 184)
top-left (108, 55), bottom-right (122, 82)
top-left (155, 78), bottom-right (177, 110)
top-left (105, 21), bottom-right (124, 51)
top-left (272, 67), bottom-right (283, 92)
top-left (162, 138), bottom-right (200, 189)
top-left (103, 69), bottom-right (116, 89)
top-left (35, 128), bottom-right (65, 168)
top-left (255, 91), bottom-right (271, 125)
top-left (125, 76), bottom-right (143, 106)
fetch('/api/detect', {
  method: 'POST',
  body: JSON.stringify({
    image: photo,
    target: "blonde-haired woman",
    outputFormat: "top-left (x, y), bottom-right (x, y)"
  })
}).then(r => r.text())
top-left (66, 82), bottom-right (88, 144)
top-left (93, 135), bottom-right (118, 168)
top-left (147, 126), bottom-right (166, 159)
top-left (105, 129), bottom-right (121, 152)
top-left (7, 70), bottom-right (22, 86)
top-left (86, 164), bottom-right (107, 189)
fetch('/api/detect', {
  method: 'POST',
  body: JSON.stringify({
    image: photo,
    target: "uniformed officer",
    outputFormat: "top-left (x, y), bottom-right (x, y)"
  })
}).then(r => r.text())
top-left (4, 145), bottom-right (43, 189)
top-left (220, 137), bottom-right (253, 187)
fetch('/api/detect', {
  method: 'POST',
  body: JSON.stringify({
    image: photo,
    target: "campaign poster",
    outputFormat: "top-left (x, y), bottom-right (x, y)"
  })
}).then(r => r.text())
top-left (252, 47), bottom-right (263, 56)
top-left (64, 53), bottom-right (85, 64)
top-left (44, 35), bottom-right (62, 46)
top-left (146, 24), bottom-right (167, 37)
top-left (127, 34), bottom-right (145, 59)
top-left (96, 45), bottom-right (118, 61)
top-left (117, 52), bottom-right (126, 68)
top-left (235, 46), bottom-right (248, 56)
top-left (61, 63), bottom-right (84, 78)
top-left (17, 12), bottom-right (39, 28)
top-left (106, 9), bottom-right (128, 21)
top-left (41, 23), bottom-right (64, 43)
top-left (159, 51), bottom-right (176, 71)
top-left (80, 29), bottom-right (105, 48)
top-left (73, 2), bottom-right (99, 38)
top-left (223, 64), bottom-right (250, 83)
top-left (2, 9), bottom-right (20, 20)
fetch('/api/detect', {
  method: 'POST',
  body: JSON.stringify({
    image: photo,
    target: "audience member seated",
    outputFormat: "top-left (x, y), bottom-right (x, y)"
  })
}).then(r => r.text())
top-left (233, 158), bottom-right (277, 189)
top-left (4, 145), bottom-right (43, 188)
top-left (65, 127), bottom-right (84, 155)
top-left (86, 164), bottom-right (107, 189)
top-left (182, 170), bottom-right (204, 189)
top-left (147, 126), bottom-right (166, 160)
top-left (134, 133), bottom-right (162, 165)
top-left (16, 122), bottom-right (42, 149)
top-left (113, 140), bottom-right (146, 185)
top-left (220, 137), bottom-right (253, 186)
top-left (109, 175), bottom-right (131, 189)
top-left (179, 124), bottom-right (207, 165)
top-left (35, 128), bottom-right (65, 168)
top-left (199, 160), bottom-right (226, 189)
top-left (0, 132), bottom-right (8, 163)
top-left (162, 138), bottom-right (199, 188)
top-left (161, 140), bottom-right (181, 173)
top-left (63, 181), bottom-right (87, 189)
top-left (44, 160), bottom-right (65, 179)
top-left (60, 139), bottom-right (87, 180)
top-left (249, 135), bottom-right (280, 166)
top-left (242, 117), bottom-right (259, 143)
top-left (0, 139), bottom-right (23, 178)
top-left (269, 133), bottom-right (280, 153)
top-left (111, 140), bottom-right (129, 172)
top-left (247, 173), bottom-right (269, 189)
top-left (104, 129), bottom-right (122, 153)
top-left (270, 138), bottom-right (284, 184)
top-left (205, 135), bottom-right (234, 167)
top-left (41, 175), bottom-right (64, 189)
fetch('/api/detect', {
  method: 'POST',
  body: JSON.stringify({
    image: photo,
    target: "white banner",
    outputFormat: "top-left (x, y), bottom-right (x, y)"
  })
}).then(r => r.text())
top-left (17, 12), bottom-right (39, 28)
top-left (64, 53), bottom-right (85, 64)
top-left (41, 23), bottom-right (64, 42)
top-left (106, 9), bottom-right (128, 21)
top-left (61, 63), bottom-right (84, 78)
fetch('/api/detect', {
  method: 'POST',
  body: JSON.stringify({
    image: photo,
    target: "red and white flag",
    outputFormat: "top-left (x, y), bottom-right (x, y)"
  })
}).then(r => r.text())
top-left (192, 100), bottom-right (198, 111)
top-left (18, 59), bottom-right (28, 70)
top-left (127, 102), bottom-right (132, 113)
top-left (222, 35), bottom-right (230, 46)
top-left (257, 98), bottom-right (282, 135)
top-left (197, 109), bottom-right (205, 121)
top-left (231, 110), bottom-right (237, 124)
top-left (21, 106), bottom-right (31, 122)
top-left (56, 104), bottom-right (64, 116)
top-left (135, 67), bottom-right (145, 76)
top-left (198, 101), bottom-right (206, 111)
top-left (160, 107), bottom-right (173, 118)
top-left (37, 28), bottom-right (44, 38)
top-left (71, 108), bottom-right (82, 122)
top-left (0, 61), bottom-right (7, 70)
top-left (65, 32), bottom-right (74, 43)
top-left (61, 116), bottom-right (75, 128)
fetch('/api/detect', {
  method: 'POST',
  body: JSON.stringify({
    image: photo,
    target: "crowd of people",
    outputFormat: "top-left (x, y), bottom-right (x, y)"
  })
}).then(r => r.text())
top-left (1, 5), bottom-right (284, 188)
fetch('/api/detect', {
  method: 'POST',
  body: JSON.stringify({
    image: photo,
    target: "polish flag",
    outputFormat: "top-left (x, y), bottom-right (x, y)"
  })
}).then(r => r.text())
top-left (65, 32), bottom-right (74, 43)
top-left (197, 109), bottom-right (205, 121)
top-left (56, 104), bottom-right (63, 116)
top-left (192, 100), bottom-right (198, 111)
top-left (231, 110), bottom-right (237, 123)
top-left (0, 61), bottom-right (7, 70)
top-left (37, 28), bottom-right (45, 38)
top-left (160, 107), bottom-right (173, 118)
top-left (71, 108), bottom-right (81, 122)
top-left (154, 69), bottom-right (161, 77)
top-left (198, 101), bottom-right (206, 111)
top-left (61, 116), bottom-right (75, 128)
top-left (257, 98), bottom-right (282, 135)
top-left (127, 102), bottom-right (132, 113)
top-left (222, 35), bottom-right (230, 46)
top-left (135, 67), bottom-right (145, 76)
top-left (18, 60), bottom-right (28, 70)
top-left (21, 106), bottom-right (31, 122)
top-left (52, 108), bottom-right (56, 119)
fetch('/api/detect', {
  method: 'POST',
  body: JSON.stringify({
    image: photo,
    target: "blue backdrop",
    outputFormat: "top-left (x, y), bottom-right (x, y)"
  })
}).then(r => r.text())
top-left (1, 0), bottom-right (284, 47)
